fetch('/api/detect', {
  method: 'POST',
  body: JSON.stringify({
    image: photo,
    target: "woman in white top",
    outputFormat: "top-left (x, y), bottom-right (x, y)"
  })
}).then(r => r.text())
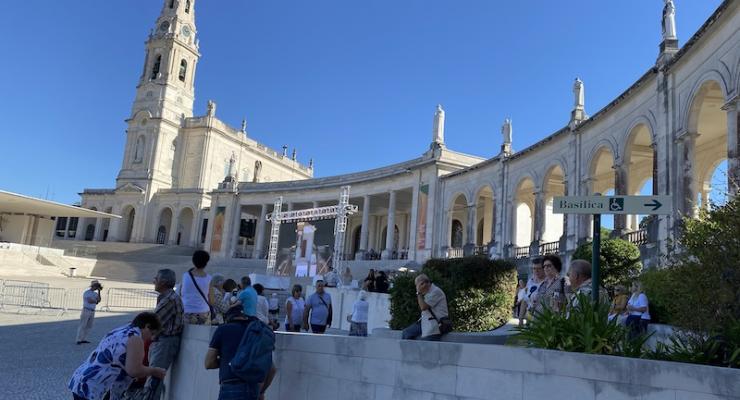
top-left (179, 250), bottom-right (213, 325)
top-left (624, 281), bottom-right (650, 337)
top-left (253, 284), bottom-right (271, 325)
top-left (348, 290), bottom-right (369, 337)
top-left (285, 284), bottom-right (305, 332)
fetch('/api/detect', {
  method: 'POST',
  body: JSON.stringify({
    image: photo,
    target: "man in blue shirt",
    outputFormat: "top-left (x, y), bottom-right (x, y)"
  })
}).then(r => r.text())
top-left (238, 276), bottom-right (258, 317)
top-left (302, 280), bottom-right (333, 334)
top-left (205, 306), bottom-right (275, 400)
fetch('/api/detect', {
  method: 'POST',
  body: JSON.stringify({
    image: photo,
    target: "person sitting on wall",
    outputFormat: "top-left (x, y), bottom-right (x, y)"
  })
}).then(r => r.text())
top-left (401, 274), bottom-right (449, 341)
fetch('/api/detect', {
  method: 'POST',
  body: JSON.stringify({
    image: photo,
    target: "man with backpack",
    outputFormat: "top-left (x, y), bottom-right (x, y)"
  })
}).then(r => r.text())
top-left (205, 305), bottom-right (276, 400)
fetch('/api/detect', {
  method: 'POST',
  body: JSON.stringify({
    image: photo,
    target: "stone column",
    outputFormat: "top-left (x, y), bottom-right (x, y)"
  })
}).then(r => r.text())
top-left (613, 162), bottom-right (628, 235)
top-left (107, 206), bottom-right (122, 242)
top-left (358, 195), bottom-right (370, 258)
top-left (651, 143), bottom-right (659, 195)
top-left (254, 204), bottom-right (268, 259)
top-left (226, 202), bottom-right (242, 257)
top-left (579, 178), bottom-right (594, 241)
top-left (677, 132), bottom-right (698, 216)
top-left (168, 212), bottom-right (180, 245)
top-left (463, 202), bottom-right (476, 255)
top-left (408, 185), bottom-right (419, 261)
top-left (532, 189), bottom-right (545, 252)
top-left (93, 218), bottom-right (104, 241)
top-left (382, 190), bottom-right (397, 260)
top-left (74, 218), bottom-right (86, 240)
top-left (722, 97), bottom-right (739, 196)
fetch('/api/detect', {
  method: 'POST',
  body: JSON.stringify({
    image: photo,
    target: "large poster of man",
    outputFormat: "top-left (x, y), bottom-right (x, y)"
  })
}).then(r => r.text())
top-left (275, 219), bottom-right (335, 277)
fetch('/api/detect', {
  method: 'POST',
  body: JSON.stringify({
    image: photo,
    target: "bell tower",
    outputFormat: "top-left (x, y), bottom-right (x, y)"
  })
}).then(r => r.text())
top-left (116, 0), bottom-right (200, 193)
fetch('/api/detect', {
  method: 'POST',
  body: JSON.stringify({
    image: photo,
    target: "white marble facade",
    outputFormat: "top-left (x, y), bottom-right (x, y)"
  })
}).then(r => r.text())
top-left (78, 0), bottom-right (739, 269)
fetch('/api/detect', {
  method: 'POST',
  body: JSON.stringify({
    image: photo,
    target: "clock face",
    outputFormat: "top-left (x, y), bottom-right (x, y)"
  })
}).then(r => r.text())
top-left (181, 26), bottom-right (191, 37)
top-left (159, 21), bottom-right (170, 32)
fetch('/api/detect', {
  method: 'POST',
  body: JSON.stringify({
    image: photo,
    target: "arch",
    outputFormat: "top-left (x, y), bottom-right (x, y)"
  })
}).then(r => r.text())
top-left (450, 220), bottom-right (463, 248)
top-left (157, 207), bottom-right (173, 244)
top-left (685, 79), bottom-right (730, 212)
top-left (448, 193), bottom-right (468, 247)
top-left (121, 205), bottom-right (136, 242)
top-left (684, 72), bottom-right (731, 134)
top-left (474, 184), bottom-right (495, 246)
top-left (151, 54), bottom-right (162, 80)
top-left (542, 164), bottom-right (566, 243)
top-left (177, 207), bottom-right (194, 246)
top-left (134, 135), bottom-right (145, 163)
top-left (513, 177), bottom-right (536, 247)
top-left (588, 145), bottom-right (616, 194)
top-left (179, 59), bottom-right (188, 82)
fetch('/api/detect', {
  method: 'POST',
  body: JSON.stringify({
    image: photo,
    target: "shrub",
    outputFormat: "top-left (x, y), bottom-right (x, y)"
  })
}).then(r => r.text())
top-left (639, 267), bottom-right (676, 325)
top-left (512, 293), bottom-right (649, 357)
top-left (573, 236), bottom-right (642, 296)
top-left (388, 256), bottom-right (517, 332)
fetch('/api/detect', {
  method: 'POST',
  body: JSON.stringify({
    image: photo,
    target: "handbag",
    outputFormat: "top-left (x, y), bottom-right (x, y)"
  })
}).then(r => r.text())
top-left (188, 270), bottom-right (215, 319)
top-left (428, 307), bottom-right (453, 335)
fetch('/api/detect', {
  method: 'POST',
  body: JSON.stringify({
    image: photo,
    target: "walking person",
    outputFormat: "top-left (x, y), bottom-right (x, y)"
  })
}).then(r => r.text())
top-left (180, 250), bottom-right (213, 325)
top-left (76, 280), bottom-right (103, 344)
top-left (348, 290), bottom-right (369, 337)
top-left (69, 312), bottom-right (166, 400)
top-left (303, 280), bottom-right (333, 334)
top-left (401, 274), bottom-right (449, 341)
top-left (285, 284), bottom-right (305, 332)
top-left (146, 268), bottom-right (184, 399)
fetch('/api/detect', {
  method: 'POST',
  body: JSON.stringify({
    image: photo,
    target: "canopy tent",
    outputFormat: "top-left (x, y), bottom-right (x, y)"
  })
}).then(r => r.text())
top-left (0, 190), bottom-right (120, 219)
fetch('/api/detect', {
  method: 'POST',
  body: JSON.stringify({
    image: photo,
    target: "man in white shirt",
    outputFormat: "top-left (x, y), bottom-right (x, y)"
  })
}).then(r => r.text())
top-left (76, 280), bottom-right (102, 344)
top-left (401, 274), bottom-right (449, 341)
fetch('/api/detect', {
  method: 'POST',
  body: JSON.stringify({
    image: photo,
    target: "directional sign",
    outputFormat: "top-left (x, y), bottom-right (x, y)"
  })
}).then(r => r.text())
top-left (553, 195), bottom-right (672, 215)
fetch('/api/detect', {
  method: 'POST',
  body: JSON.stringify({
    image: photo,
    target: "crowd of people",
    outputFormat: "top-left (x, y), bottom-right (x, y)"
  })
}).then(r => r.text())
top-left (69, 250), bottom-right (388, 400)
top-left (514, 256), bottom-right (651, 337)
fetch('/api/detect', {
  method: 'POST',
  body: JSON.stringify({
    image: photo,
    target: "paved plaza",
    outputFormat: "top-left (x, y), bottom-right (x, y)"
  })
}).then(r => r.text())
top-left (0, 311), bottom-right (134, 399)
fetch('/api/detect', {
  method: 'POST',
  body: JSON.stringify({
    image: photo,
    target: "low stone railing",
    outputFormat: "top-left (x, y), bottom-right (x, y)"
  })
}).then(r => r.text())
top-left (167, 325), bottom-right (740, 400)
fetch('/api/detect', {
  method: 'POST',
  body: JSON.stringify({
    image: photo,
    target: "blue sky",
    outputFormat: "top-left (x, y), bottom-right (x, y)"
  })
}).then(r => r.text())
top-left (0, 0), bottom-right (724, 205)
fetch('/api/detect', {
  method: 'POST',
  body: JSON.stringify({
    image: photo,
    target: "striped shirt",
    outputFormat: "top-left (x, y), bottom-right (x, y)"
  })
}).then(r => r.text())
top-left (155, 289), bottom-right (184, 336)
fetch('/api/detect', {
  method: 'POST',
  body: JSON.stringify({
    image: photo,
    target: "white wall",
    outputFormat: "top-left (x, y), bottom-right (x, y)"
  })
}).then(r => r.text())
top-left (168, 324), bottom-right (740, 400)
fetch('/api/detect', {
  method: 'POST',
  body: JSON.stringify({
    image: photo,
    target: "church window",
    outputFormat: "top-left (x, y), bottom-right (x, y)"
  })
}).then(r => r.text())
top-left (169, 0), bottom-right (175, 8)
top-left (179, 59), bottom-right (187, 82)
top-left (151, 55), bottom-right (161, 80)
top-left (185, 0), bottom-right (191, 13)
top-left (134, 136), bottom-right (145, 163)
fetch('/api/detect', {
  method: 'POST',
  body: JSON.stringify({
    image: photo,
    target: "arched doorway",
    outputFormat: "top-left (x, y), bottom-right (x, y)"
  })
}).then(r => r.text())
top-left (157, 208), bottom-right (173, 244)
top-left (380, 225), bottom-right (399, 252)
top-left (449, 194), bottom-right (468, 248)
top-left (542, 165), bottom-right (566, 245)
top-left (589, 146), bottom-right (616, 234)
top-left (84, 224), bottom-right (95, 241)
top-left (177, 208), bottom-right (194, 246)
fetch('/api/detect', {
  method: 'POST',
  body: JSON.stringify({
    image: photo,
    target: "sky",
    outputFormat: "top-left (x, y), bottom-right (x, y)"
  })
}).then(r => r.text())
top-left (0, 0), bottom-right (725, 205)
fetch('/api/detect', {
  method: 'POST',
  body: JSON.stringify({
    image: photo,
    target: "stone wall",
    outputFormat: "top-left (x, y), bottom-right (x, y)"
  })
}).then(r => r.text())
top-left (167, 324), bottom-right (740, 400)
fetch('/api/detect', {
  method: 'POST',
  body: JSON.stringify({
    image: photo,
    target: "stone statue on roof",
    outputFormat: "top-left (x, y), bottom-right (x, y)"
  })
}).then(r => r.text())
top-left (662, 0), bottom-right (677, 40)
top-left (573, 78), bottom-right (585, 109)
top-left (502, 118), bottom-right (512, 144)
top-left (228, 152), bottom-right (236, 178)
top-left (432, 104), bottom-right (445, 145)
top-left (207, 100), bottom-right (217, 116)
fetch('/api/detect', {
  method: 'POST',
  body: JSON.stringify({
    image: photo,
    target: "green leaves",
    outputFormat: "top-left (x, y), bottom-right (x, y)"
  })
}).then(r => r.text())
top-left (573, 237), bottom-right (642, 297)
top-left (513, 294), bottom-right (649, 356)
top-left (388, 256), bottom-right (517, 332)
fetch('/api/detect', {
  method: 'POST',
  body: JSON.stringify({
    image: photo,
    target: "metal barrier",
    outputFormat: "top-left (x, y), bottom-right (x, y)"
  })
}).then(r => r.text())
top-left (514, 246), bottom-right (530, 259)
top-left (103, 288), bottom-right (158, 311)
top-left (0, 280), bottom-right (157, 315)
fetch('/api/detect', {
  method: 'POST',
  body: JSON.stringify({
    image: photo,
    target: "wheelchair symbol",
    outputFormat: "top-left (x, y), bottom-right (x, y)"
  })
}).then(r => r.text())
top-left (609, 198), bottom-right (624, 212)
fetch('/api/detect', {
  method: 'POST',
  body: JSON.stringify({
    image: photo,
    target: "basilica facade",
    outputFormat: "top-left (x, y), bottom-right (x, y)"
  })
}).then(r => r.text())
top-left (77, 0), bottom-right (739, 270)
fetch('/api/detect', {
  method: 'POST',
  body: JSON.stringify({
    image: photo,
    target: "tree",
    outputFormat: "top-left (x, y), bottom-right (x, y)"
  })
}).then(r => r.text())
top-left (573, 236), bottom-right (642, 295)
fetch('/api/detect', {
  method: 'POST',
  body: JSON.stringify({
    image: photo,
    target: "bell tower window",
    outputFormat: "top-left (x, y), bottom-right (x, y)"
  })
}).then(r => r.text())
top-left (179, 59), bottom-right (188, 82)
top-left (169, 0), bottom-right (175, 8)
top-left (151, 55), bottom-right (161, 80)
top-left (185, 0), bottom-right (191, 13)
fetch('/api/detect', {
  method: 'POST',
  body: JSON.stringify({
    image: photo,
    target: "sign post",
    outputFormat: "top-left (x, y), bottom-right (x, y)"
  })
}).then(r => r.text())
top-left (553, 195), bottom-right (672, 304)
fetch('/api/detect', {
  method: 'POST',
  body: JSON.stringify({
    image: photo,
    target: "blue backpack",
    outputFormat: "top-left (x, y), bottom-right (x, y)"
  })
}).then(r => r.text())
top-left (229, 319), bottom-right (275, 383)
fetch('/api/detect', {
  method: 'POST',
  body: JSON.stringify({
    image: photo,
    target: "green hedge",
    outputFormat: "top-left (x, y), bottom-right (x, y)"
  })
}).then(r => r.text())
top-left (389, 256), bottom-right (517, 332)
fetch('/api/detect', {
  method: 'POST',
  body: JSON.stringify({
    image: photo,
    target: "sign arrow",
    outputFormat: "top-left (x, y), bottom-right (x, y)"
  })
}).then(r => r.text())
top-left (644, 199), bottom-right (662, 211)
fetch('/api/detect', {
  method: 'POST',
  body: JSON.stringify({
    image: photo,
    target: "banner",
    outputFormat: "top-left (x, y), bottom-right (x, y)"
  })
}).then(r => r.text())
top-left (210, 206), bottom-right (226, 252)
top-left (416, 184), bottom-right (428, 250)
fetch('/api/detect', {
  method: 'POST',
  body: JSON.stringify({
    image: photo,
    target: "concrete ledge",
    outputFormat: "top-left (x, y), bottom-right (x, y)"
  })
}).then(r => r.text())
top-left (167, 324), bottom-right (740, 400)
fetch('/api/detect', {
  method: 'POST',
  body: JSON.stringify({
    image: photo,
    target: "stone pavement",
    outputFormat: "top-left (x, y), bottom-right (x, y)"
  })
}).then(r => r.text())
top-left (0, 311), bottom-right (134, 399)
